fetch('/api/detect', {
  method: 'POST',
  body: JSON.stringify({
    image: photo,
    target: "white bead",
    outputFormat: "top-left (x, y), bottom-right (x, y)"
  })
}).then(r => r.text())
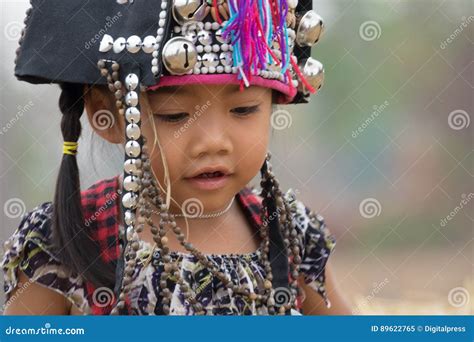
top-left (126, 35), bottom-right (142, 53)
top-left (221, 43), bottom-right (229, 52)
top-left (157, 35), bottom-right (163, 42)
top-left (161, 2), bottom-right (167, 9)
top-left (151, 59), bottom-right (158, 66)
top-left (211, 22), bottom-right (220, 30)
top-left (152, 51), bottom-right (159, 57)
top-left (204, 22), bottom-right (212, 30)
top-left (229, 45), bottom-right (233, 51)
top-left (209, 66), bottom-right (216, 73)
top-left (231, 67), bottom-right (237, 73)
top-left (216, 66), bottom-right (224, 73)
top-left (142, 35), bottom-right (156, 53)
top-left (194, 68), bottom-right (201, 74)
top-left (204, 45), bottom-right (212, 53)
top-left (174, 26), bottom-right (181, 33)
top-left (159, 10), bottom-right (166, 19)
top-left (152, 66), bottom-right (159, 74)
top-left (159, 19), bottom-right (165, 27)
top-left (196, 45), bottom-right (204, 53)
top-left (212, 44), bottom-right (220, 52)
top-left (224, 66), bottom-right (232, 73)
top-left (292, 80), bottom-right (299, 87)
top-left (99, 34), bottom-right (113, 52)
top-left (113, 37), bottom-right (126, 53)
top-left (158, 28), bottom-right (164, 35)
top-left (201, 67), bottom-right (208, 74)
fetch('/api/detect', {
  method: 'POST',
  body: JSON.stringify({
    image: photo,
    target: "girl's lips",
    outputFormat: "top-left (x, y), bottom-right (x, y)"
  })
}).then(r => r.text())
top-left (185, 174), bottom-right (231, 191)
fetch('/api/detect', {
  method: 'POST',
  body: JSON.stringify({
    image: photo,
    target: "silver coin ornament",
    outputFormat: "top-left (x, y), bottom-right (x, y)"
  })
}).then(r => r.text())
top-left (125, 73), bottom-right (139, 90)
top-left (125, 140), bottom-right (141, 158)
top-left (123, 175), bottom-right (140, 192)
top-left (125, 107), bottom-right (141, 123)
top-left (126, 123), bottom-right (141, 140)
top-left (124, 158), bottom-right (142, 175)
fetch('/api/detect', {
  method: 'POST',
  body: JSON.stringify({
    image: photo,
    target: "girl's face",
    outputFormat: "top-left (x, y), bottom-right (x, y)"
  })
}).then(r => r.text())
top-left (138, 84), bottom-right (273, 213)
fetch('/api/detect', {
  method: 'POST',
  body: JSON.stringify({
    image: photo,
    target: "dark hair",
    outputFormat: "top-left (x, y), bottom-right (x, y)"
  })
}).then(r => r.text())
top-left (52, 83), bottom-right (115, 288)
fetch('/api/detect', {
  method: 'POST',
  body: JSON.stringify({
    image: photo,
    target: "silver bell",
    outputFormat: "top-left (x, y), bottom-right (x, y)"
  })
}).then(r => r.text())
top-left (172, 0), bottom-right (208, 25)
top-left (298, 58), bottom-right (324, 94)
top-left (295, 10), bottom-right (324, 47)
top-left (162, 37), bottom-right (198, 75)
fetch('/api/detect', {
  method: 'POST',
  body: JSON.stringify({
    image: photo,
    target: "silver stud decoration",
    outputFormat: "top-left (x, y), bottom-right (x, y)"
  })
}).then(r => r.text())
top-left (151, 0), bottom-right (171, 76)
top-left (99, 34), bottom-right (114, 52)
top-left (113, 37), bottom-right (126, 53)
top-left (197, 29), bottom-right (212, 45)
top-left (142, 36), bottom-right (157, 53)
top-left (201, 52), bottom-right (219, 68)
top-left (126, 35), bottom-right (142, 53)
top-left (295, 10), bottom-right (324, 47)
top-left (116, 71), bottom-right (144, 315)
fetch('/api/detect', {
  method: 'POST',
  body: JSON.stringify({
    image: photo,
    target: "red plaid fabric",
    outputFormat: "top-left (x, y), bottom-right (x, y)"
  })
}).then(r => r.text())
top-left (80, 176), bottom-right (295, 314)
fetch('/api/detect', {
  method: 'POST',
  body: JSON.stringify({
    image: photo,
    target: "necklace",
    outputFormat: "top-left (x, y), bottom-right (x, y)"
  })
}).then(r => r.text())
top-left (112, 147), bottom-right (297, 316)
top-left (172, 197), bottom-right (235, 219)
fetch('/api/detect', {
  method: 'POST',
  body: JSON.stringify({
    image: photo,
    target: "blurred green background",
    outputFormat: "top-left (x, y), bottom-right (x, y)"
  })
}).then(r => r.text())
top-left (1, 0), bottom-right (472, 314)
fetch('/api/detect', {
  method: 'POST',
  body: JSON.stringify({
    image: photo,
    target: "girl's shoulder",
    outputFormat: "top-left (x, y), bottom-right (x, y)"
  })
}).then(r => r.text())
top-left (1, 175), bottom-right (121, 314)
top-left (249, 187), bottom-right (336, 307)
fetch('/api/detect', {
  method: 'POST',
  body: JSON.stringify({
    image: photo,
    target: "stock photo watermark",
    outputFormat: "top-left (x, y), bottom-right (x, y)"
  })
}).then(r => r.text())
top-left (352, 100), bottom-right (390, 139)
top-left (84, 12), bottom-right (123, 50)
top-left (439, 193), bottom-right (473, 228)
top-left (174, 101), bottom-right (212, 139)
top-left (0, 101), bottom-right (34, 136)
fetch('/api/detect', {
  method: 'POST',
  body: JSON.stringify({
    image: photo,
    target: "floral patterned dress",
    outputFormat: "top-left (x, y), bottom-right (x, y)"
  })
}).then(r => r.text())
top-left (1, 175), bottom-right (335, 315)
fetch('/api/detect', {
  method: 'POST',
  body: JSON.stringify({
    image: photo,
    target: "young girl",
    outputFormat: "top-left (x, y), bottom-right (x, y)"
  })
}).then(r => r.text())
top-left (2, 0), bottom-right (349, 315)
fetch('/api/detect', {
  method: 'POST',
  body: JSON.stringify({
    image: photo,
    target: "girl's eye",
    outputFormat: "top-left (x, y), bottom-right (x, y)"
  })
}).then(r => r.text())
top-left (154, 112), bottom-right (188, 123)
top-left (231, 105), bottom-right (260, 117)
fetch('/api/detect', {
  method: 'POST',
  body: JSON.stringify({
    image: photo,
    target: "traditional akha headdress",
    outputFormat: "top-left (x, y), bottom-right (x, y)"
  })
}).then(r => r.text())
top-left (15, 0), bottom-right (326, 315)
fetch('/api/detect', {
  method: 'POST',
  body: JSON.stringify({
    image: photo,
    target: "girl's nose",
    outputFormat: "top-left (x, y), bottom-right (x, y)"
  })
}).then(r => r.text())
top-left (188, 111), bottom-right (234, 158)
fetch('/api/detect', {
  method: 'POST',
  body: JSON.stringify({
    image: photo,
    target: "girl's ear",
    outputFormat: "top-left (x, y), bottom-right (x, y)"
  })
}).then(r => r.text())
top-left (83, 85), bottom-right (124, 144)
